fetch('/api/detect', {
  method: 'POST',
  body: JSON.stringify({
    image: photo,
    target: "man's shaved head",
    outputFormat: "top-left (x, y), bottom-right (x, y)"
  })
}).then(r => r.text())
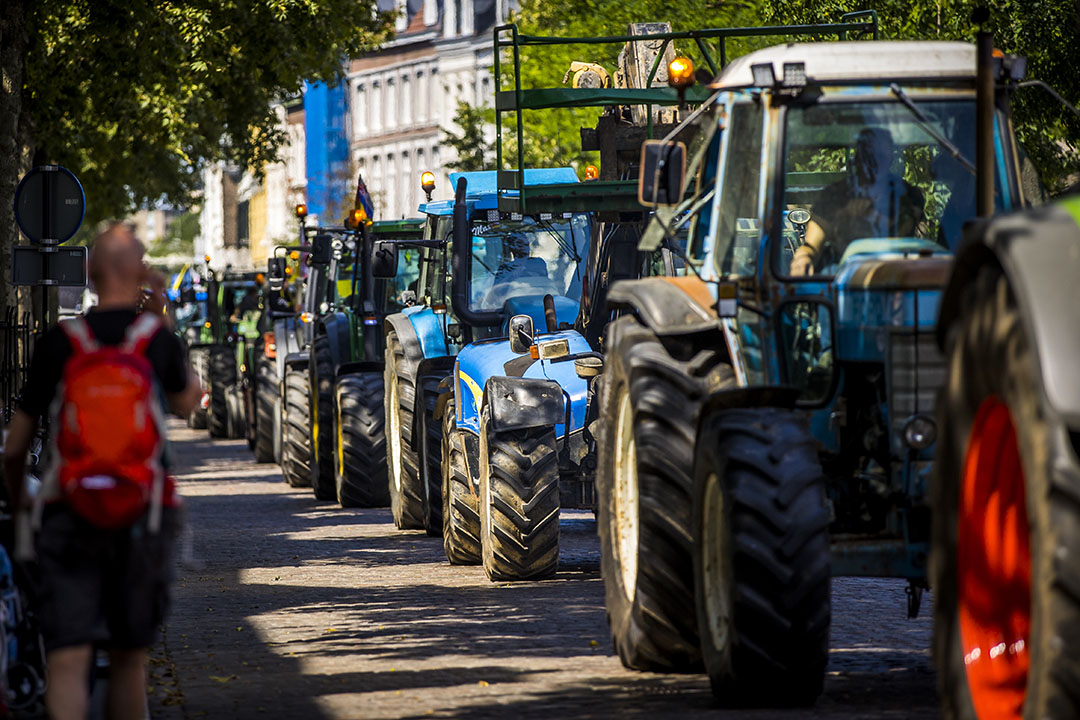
top-left (89, 223), bottom-right (146, 305)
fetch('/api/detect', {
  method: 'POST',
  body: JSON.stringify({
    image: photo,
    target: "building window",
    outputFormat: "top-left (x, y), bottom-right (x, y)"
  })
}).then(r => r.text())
top-left (355, 83), bottom-right (366, 134)
top-left (416, 70), bottom-right (426, 122)
top-left (237, 200), bottom-right (250, 248)
top-left (402, 75), bottom-right (412, 122)
top-left (372, 81), bottom-right (382, 131)
top-left (386, 78), bottom-right (396, 130)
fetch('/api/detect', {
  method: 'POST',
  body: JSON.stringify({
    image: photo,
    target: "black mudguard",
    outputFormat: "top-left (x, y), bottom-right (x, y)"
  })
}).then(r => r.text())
top-left (483, 376), bottom-right (566, 434)
top-left (938, 204), bottom-right (1080, 427)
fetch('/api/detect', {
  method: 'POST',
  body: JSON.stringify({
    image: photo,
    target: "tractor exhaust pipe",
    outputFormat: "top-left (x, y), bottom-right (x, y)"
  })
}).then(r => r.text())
top-left (543, 294), bottom-right (558, 332)
top-left (976, 30), bottom-right (995, 218)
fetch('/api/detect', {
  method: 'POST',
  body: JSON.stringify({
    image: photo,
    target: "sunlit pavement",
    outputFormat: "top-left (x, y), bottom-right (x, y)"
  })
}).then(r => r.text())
top-left (149, 419), bottom-right (938, 719)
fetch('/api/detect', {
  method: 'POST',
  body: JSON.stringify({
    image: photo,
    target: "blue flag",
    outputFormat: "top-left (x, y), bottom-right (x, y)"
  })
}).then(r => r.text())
top-left (354, 172), bottom-right (374, 222)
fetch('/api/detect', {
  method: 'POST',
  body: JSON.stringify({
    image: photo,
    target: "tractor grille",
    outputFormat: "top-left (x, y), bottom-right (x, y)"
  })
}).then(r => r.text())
top-left (888, 331), bottom-right (946, 453)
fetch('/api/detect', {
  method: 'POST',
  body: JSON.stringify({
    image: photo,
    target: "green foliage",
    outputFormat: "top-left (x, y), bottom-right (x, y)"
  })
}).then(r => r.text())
top-left (761, 0), bottom-right (1080, 193)
top-left (443, 100), bottom-right (492, 172)
top-left (24, 1), bottom-right (395, 224)
top-left (493, 0), bottom-right (764, 170)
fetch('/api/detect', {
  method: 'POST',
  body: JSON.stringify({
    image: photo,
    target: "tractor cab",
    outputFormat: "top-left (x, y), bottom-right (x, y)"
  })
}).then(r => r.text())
top-left (639, 39), bottom-right (1026, 598)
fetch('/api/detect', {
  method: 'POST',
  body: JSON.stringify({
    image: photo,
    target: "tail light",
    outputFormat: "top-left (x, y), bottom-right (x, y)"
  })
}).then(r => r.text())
top-left (263, 331), bottom-right (277, 359)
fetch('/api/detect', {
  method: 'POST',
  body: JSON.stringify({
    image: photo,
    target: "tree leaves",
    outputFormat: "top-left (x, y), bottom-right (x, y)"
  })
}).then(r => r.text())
top-left (22, 0), bottom-right (395, 223)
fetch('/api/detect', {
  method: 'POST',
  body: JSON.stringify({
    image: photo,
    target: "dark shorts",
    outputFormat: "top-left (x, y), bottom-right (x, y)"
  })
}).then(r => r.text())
top-left (36, 504), bottom-right (180, 652)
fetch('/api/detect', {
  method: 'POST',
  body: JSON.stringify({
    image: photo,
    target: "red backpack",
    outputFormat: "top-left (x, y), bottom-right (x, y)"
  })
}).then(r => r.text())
top-left (52, 313), bottom-right (166, 530)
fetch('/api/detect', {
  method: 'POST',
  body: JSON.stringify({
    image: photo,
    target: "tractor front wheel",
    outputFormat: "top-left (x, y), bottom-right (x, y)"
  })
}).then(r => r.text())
top-left (442, 399), bottom-right (481, 565)
top-left (478, 407), bottom-right (560, 581)
top-left (385, 331), bottom-right (425, 530)
top-left (207, 346), bottom-right (236, 439)
top-left (282, 367), bottom-right (312, 488)
top-left (310, 335), bottom-right (336, 501)
top-left (334, 372), bottom-right (390, 508)
top-left (692, 407), bottom-right (831, 706)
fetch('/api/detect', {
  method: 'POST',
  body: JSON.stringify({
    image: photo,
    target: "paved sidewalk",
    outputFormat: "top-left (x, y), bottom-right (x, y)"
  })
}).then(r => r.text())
top-left (149, 420), bottom-right (938, 719)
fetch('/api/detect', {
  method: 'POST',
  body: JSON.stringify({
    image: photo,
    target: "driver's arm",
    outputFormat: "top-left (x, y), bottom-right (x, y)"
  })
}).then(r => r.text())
top-left (791, 220), bottom-right (826, 276)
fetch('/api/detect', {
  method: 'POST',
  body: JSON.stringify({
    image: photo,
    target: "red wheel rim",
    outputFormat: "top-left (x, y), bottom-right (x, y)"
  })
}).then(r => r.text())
top-left (958, 396), bottom-right (1031, 719)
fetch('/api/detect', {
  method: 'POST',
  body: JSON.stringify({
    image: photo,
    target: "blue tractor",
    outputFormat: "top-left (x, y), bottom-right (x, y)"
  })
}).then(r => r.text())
top-left (591, 31), bottom-right (1042, 709)
top-left (381, 169), bottom-right (591, 566)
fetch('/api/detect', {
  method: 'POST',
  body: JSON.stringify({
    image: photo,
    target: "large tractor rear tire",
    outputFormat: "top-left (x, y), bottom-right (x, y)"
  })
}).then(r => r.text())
top-left (595, 315), bottom-right (725, 672)
top-left (282, 367), bottom-right (312, 488)
top-left (933, 265), bottom-right (1080, 720)
top-left (334, 372), bottom-right (390, 508)
top-left (226, 383), bottom-right (247, 440)
top-left (479, 407), bottom-right (560, 581)
top-left (310, 335), bottom-right (336, 501)
top-left (385, 331), bottom-right (425, 530)
top-left (253, 359), bottom-right (278, 463)
top-left (419, 373), bottom-right (444, 537)
top-left (442, 399), bottom-right (481, 565)
top-left (207, 346), bottom-right (236, 439)
top-left (692, 407), bottom-right (831, 706)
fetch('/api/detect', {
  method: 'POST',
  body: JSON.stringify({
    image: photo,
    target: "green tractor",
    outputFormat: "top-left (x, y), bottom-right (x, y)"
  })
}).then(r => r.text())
top-left (186, 266), bottom-right (262, 439)
top-left (305, 215), bottom-right (424, 505)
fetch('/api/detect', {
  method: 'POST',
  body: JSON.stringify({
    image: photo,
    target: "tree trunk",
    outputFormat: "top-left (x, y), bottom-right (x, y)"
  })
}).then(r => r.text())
top-left (1, 0), bottom-right (32, 409)
top-left (1, 0), bottom-right (31, 313)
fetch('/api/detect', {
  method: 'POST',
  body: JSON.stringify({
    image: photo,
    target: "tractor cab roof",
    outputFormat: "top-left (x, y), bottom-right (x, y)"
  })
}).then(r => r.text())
top-left (418, 168), bottom-right (579, 217)
top-left (713, 41), bottom-right (976, 89)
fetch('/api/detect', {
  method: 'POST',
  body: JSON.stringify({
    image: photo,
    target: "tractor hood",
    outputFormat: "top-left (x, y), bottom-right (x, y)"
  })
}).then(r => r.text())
top-left (833, 253), bottom-right (952, 363)
top-left (501, 295), bottom-right (580, 335)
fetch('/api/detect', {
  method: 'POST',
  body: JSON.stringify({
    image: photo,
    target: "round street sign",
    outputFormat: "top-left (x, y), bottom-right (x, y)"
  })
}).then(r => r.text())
top-left (14, 165), bottom-right (85, 245)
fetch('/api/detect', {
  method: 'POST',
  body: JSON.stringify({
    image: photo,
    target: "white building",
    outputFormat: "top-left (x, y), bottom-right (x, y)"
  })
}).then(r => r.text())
top-left (197, 102), bottom-right (307, 271)
top-left (347, 0), bottom-right (511, 219)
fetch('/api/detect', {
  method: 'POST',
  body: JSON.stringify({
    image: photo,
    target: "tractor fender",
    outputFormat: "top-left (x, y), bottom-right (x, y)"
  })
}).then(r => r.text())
top-left (606, 276), bottom-right (720, 337)
top-left (938, 203), bottom-right (1080, 427)
top-left (700, 384), bottom-right (800, 418)
top-left (384, 313), bottom-right (426, 380)
top-left (317, 312), bottom-right (353, 368)
top-left (390, 306), bottom-right (451, 363)
top-left (483, 376), bottom-right (566, 434)
top-left (417, 356), bottom-right (457, 426)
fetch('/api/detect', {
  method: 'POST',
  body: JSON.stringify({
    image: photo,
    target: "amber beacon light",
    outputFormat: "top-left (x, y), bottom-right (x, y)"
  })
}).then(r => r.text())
top-left (421, 171), bottom-right (436, 201)
top-left (668, 57), bottom-right (695, 89)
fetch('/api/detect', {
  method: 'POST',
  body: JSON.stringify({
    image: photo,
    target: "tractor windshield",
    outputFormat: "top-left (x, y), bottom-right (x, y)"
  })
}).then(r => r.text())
top-left (779, 98), bottom-right (1005, 277)
top-left (466, 214), bottom-right (590, 313)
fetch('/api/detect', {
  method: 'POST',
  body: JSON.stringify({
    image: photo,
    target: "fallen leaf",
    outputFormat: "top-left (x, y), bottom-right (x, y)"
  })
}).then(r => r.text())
top-left (589, 640), bottom-right (599, 648)
top-left (209, 675), bottom-right (236, 684)
top-left (478, 680), bottom-right (490, 687)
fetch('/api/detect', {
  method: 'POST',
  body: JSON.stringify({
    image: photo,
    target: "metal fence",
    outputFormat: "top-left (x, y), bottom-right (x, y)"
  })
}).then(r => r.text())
top-left (1, 309), bottom-right (34, 423)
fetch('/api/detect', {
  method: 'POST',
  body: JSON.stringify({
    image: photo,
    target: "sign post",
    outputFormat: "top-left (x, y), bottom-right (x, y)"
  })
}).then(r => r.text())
top-left (12, 165), bottom-right (87, 331)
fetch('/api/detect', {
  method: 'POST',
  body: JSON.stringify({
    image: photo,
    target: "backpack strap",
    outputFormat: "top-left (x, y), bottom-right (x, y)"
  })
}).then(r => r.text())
top-left (60, 317), bottom-right (99, 355)
top-left (121, 312), bottom-right (162, 355)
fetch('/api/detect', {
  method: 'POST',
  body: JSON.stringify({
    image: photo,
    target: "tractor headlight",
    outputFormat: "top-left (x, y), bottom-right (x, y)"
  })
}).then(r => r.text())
top-left (903, 414), bottom-right (937, 450)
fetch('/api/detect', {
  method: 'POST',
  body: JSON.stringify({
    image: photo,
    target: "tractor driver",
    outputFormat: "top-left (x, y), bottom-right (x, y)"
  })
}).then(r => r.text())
top-left (790, 127), bottom-right (925, 276)
top-left (479, 231), bottom-right (558, 308)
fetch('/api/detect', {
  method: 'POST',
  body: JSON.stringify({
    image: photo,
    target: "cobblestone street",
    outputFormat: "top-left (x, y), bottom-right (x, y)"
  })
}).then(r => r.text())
top-left (150, 420), bottom-right (939, 719)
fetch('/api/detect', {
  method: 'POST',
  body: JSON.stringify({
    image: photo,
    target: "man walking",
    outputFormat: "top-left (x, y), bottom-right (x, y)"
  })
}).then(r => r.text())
top-left (3, 223), bottom-right (200, 720)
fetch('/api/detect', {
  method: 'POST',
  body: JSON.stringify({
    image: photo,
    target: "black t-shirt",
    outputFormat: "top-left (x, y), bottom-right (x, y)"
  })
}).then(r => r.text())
top-left (19, 309), bottom-right (188, 419)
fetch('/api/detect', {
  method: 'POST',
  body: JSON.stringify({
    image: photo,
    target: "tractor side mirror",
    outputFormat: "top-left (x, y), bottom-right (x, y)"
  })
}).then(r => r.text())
top-left (638, 140), bottom-right (687, 207)
top-left (371, 241), bottom-right (399, 279)
top-left (310, 234), bottom-right (332, 265)
top-left (267, 257), bottom-right (286, 279)
top-left (509, 314), bottom-right (534, 354)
